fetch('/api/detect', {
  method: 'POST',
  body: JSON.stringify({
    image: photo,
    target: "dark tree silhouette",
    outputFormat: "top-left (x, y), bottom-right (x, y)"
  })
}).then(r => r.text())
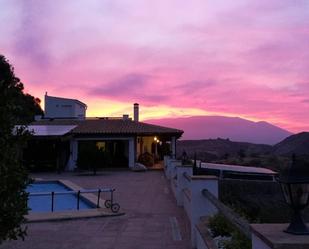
top-left (0, 55), bottom-right (40, 243)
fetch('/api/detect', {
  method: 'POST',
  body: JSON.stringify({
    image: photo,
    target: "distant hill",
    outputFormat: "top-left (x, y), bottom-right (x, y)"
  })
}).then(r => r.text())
top-left (176, 138), bottom-right (272, 161)
top-left (273, 132), bottom-right (309, 156)
top-left (176, 132), bottom-right (309, 171)
top-left (145, 116), bottom-right (292, 145)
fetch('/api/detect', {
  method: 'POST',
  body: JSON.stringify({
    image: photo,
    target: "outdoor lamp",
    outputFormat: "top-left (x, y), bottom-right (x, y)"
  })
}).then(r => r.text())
top-left (278, 155), bottom-right (309, 235)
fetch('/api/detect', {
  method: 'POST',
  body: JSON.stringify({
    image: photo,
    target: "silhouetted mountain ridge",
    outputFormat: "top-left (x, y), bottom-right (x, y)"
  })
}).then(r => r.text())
top-left (176, 132), bottom-right (309, 165)
top-left (273, 132), bottom-right (309, 156)
top-left (146, 115), bottom-right (292, 145)
top-left (176, 138), bottom-right (272, 160)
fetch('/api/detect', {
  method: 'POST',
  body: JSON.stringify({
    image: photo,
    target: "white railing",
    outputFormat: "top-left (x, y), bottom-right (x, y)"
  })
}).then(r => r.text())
top-left (164, 156), bottom-right (281, 249)
top-left (29, 188), bottom-right (120, 213)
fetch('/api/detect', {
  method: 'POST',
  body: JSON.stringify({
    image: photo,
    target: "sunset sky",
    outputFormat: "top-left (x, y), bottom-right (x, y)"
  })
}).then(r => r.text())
top-left (1, 0), bottom-right (309, 132)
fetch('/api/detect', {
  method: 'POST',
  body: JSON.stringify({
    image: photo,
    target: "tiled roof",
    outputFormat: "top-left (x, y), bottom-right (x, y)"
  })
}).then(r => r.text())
top-left (31, 118), bottom-right (183, 137)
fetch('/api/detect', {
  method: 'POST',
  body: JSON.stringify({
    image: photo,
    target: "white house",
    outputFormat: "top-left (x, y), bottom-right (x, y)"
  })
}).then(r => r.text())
top-left (44, 93), bottom-right (87, 119)
top-left (23, 95), bottom-right (183, 172)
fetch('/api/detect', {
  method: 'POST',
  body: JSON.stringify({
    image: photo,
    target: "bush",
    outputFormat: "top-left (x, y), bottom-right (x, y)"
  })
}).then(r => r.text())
top-left (138, 152), bottom-right (154, 166)
top-left (208, 213), bottom-right (233, 237)
top-left (223, 230), bottom-right (251, 249)
top-left (208, 213), bottom-right (251, 249)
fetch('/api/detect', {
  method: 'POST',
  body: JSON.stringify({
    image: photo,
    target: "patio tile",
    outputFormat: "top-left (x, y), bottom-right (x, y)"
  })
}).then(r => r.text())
top-left (0, 171), bottom-right (191, 249)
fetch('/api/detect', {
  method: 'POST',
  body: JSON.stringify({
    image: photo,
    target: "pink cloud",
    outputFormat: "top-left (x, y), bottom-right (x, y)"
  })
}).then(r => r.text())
top-left (1, 0), bottom-right (309, 133)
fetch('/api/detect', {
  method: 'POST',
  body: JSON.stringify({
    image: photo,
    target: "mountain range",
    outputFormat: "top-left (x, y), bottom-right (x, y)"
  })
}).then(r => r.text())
top-left (145, 115), bottom-right (292, 145)
top-left (175, 132), bottom-right (309, 166)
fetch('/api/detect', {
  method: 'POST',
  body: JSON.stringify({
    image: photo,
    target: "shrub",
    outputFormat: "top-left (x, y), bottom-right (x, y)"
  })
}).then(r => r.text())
top-left (208, 213), bottom-right (233, 237)
top-left (138, 152), bottom-right (154, 166)
top-left (208, 213), bottom-right (251, 249)
top-left (223, 230), bottom-right (251, 249)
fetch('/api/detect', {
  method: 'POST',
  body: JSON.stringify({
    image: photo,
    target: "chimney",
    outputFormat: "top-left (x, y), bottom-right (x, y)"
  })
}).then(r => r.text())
top-left (134, 103), bottom-right (139, 122)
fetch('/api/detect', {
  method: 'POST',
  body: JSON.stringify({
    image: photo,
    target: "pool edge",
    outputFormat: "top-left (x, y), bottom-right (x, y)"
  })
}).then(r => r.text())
top-left (27, 178), bottom-right (124, 222)
top-left (26, 208), bottom-right (125, 223)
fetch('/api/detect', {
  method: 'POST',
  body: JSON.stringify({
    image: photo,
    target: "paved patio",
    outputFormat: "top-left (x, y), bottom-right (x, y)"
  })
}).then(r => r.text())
top-left (1, 170), bottom-right (191, 249)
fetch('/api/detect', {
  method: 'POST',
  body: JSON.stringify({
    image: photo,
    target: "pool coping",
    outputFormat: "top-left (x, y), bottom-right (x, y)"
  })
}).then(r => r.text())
top-left (26, 178), bottom-right (124, 222)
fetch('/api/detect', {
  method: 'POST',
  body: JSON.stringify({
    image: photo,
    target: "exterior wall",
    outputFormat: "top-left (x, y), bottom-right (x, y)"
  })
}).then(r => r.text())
top-left (74, 103), bottom-right (86, 119)
top-left (45, 95), bottom-right (86, 119)
top-left (128, 137), bottom-right (135, 168)
top-left (183, 189), bottom-right (191, 220)
top-left (171, 136), bottom-right (176, 158)
top-left (176, 166), bottom-right (192, 206)
top-left (67, 138), bottom-right (78, 171)
top-left (165, 157), bottom-right (306, 249)
top-left (195, 229), bottom-right (210, 249)
top-left (252, 234), bottom-right (271, 249)
top-left (136, 136), bottom-right (142, 157)
top-left (190, 177), bottom-right (218, 248)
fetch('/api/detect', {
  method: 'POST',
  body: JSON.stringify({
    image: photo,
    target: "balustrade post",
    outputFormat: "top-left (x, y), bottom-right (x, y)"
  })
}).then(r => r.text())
top-left (168, 160), bottom-right (182, 180)
top-left (77, 190), bottom-right (80, 210)
top-left (51, 191), bottom-right (55, 212)
top-left (189, 176), bottom-right (218, 248)
top-left (97, 189), bottom-right (101, 208)
top-left (176, 165), bottom-right (192, 206)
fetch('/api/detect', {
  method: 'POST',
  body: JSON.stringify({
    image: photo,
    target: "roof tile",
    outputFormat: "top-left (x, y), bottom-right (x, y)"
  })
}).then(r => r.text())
top-left (31, 119), bottom-right (183, 137)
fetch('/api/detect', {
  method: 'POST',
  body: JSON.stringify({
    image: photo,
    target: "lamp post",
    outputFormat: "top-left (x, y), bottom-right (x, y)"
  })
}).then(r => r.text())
top-left (193, 152), bottom-right (198, 175)
top-left (278, 155), bottom-right (309, 235)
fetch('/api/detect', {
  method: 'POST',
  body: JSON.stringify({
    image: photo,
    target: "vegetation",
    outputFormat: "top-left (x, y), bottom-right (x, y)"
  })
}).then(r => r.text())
top-left (218, 179), bottom-right (309, 223)
top-left (208, 213), bottom-right (234, 237)
top-left (0, 55), bottom-right (42, 242)
top-left (208, 213), bottom-right (251, 249)
top-left (138, 152), bottom-right (154, 166)
top-left (177, 137), bottom-right (309, 173)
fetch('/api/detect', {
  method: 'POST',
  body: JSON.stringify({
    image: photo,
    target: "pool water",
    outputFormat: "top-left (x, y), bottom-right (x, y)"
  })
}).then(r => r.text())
top-left (27, 181), bottom-right (95, 212)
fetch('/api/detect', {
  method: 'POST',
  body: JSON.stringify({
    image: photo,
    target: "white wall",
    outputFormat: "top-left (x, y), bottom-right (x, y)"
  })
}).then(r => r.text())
top-left (164, 157), bottom-right (299, 249)
top-left (252, 234), bottom-right (271, 249)
top-left (45, 95), bottom-right (86, 119)
top-left (74, 102), bottom-right (86, 119)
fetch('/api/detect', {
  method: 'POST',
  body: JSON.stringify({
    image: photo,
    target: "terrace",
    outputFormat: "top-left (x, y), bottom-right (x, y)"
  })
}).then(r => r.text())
top-left (1, 158), bottom-right (308, 249)
top-left (0, 170), bottom-right (191, 249)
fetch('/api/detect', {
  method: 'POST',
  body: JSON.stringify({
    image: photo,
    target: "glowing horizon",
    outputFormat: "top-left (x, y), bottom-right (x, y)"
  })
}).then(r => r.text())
top-left (1, 0), bottom-right (309, 133)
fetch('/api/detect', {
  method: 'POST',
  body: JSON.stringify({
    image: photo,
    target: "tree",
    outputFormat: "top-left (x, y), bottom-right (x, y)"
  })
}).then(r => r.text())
top-left (237, 149), bottom-right (246, 160)
top-left (15, 93), bottom-right (43, 124)
top-left (0, 55), bottom-right (39, 243)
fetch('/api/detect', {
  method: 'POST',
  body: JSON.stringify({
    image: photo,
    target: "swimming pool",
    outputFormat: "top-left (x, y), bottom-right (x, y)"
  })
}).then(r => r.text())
top-left (27, 181), bottom-right (95, 212)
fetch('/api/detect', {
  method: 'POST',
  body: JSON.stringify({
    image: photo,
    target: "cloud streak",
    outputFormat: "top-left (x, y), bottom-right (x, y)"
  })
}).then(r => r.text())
top-left (1, 0), bottom-right (309, 132)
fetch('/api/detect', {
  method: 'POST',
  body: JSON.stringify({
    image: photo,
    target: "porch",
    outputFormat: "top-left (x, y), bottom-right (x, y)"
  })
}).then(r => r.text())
top-left (23, 118), bottom-right (182, 172)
